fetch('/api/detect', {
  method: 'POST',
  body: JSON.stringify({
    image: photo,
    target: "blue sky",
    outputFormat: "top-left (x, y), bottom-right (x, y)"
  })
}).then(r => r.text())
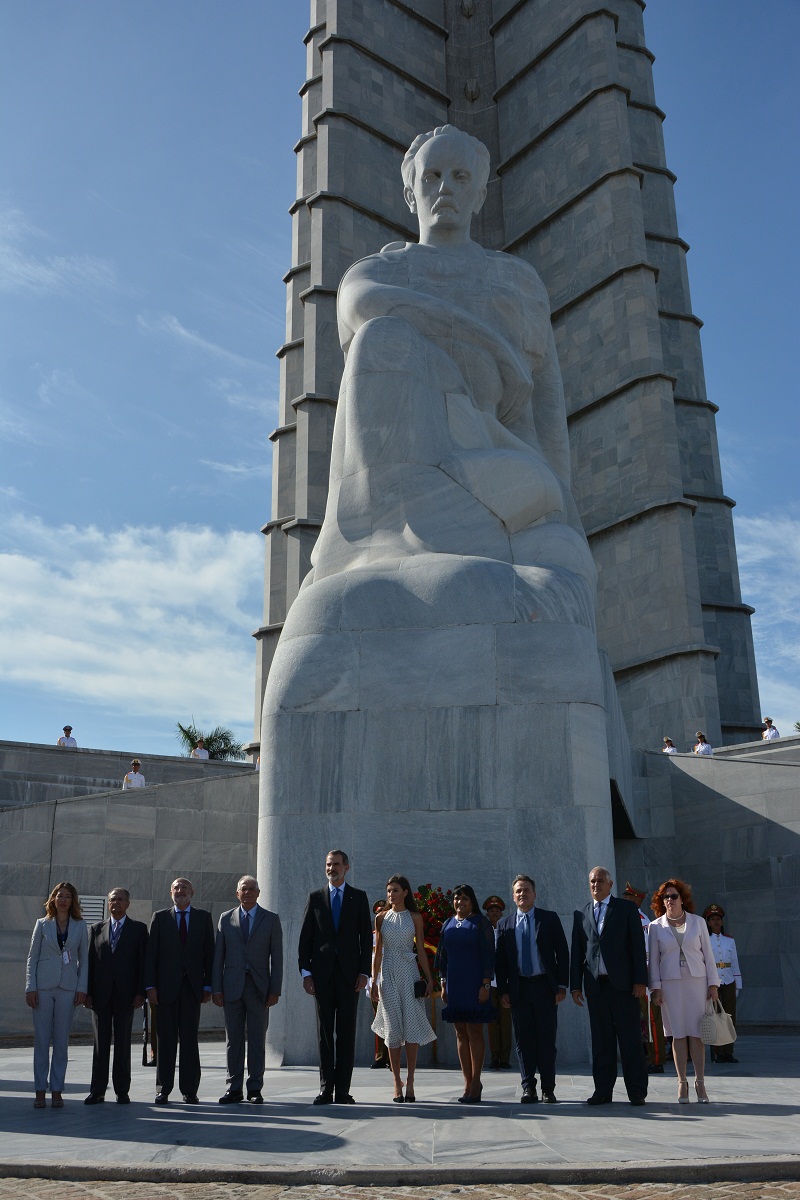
top-left (0, 1), bottom-right (798, 758)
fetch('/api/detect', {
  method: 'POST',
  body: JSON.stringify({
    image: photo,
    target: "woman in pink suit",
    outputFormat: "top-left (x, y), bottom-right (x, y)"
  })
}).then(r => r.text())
top-left (648, 878), bottom-right (719, 1104)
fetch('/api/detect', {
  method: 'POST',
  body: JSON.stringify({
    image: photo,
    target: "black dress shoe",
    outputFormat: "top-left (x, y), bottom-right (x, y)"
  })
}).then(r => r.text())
top-left (313, 1091), bottom-right (333, 1105)
top-left (218, 1090), bottom-right (244, 1104)
top-left (722, 1055), bottom-right (739, 1063)
top-left (542, 1090), bottom-right (557, 1104)
top-left (335, 1093), bottom-right (356, 1104)
top-left (629, 1097), bottom-right (646, 1106)
top-left (248, 1091), bottom-right (264, 1103)
top-left (182, 1094), bottom-right (200, 1104)
top-left (371, 1059), bottom-right (389, 1069)
top-left (116, 1094), bottom-right (130, 1104)
top-left (520, 1087), bottom-right (539, 1103)
top-left (154, 1092), bottom-right (169, 1105)
top-left (586, 1093), bottom-right (613, 1105)
top-left (84, 1094), bottom-right (104, 1105)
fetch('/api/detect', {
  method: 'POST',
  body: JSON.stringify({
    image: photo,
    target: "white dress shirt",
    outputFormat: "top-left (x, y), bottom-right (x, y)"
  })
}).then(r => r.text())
top-left (122, 770), bottom-right (146, 789)
top-left (762, 725), bottom-right (780, 740)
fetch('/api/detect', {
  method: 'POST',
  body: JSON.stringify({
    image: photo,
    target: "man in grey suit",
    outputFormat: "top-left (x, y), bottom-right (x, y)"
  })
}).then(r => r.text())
top-left (145, 877), bottom-right (215, 1105)
top-left (212, 875), bottom-right (283, 1103)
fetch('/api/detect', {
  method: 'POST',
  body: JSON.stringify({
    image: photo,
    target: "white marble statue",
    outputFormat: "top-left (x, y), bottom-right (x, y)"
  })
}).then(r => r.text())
top-left (259, 125), bottom-right (614, 1069)
top-left (309, 123), bottom-right (596, 594)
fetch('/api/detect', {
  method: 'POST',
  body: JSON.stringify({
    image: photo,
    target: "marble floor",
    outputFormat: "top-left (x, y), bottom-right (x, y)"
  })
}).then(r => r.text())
top-left (0, 1036), bottom-right (798, 1175)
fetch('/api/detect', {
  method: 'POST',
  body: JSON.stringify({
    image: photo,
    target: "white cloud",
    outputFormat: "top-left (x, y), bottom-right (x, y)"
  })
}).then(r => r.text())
top-left (0, 517), bottom-right (263, 727)
top-left (136, 311), bottom-right (265, 371)
top-left (734, 512), bottom-right (800, 733)
top-left (200, 458), bottom-right (269, 479)
top-left (0, 205), bottom-right (117, 297)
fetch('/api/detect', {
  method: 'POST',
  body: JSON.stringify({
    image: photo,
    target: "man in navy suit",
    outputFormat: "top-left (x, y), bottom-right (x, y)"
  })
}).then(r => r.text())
top-left (145, 878), bottom-right (215, 1104)
top-left (495, 874), bottom-right (569, 1103)
top-left (570, 866), bottom-right (648, 1105)
top-left (84, 887), bottom-right (147, 1104)
top-left (298, 850), bottom-right (372, 1104)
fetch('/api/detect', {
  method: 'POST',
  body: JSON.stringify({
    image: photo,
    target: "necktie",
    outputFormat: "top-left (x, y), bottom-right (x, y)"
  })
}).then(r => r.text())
top-left (179, 909), bottom-right (188, 947)
top-left (241, 910), bottom-right (250, 944)
top-left (521, 912), bottom-right (533, 976)
top-left (110, 920), bottom-right (120, 953)
top-left (595, 902), bottom-right (604, 932)
top-left (331, 888), bottom-right (342, 931)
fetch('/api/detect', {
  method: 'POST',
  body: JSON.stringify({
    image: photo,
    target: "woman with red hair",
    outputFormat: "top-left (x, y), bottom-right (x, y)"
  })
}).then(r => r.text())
top-left (648, 878), bottom-right (719, 1104)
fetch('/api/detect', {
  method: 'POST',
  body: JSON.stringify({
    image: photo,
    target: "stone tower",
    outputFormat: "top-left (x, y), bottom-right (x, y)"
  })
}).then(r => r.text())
top-left (251, 0), bottom-right (761, 756)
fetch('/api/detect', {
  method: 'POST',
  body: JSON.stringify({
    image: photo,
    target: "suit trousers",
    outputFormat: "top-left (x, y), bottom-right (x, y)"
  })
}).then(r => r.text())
top-left (315, 961), bottom-right (359, 1096)
top-left (510, 976), bottom-right (558, 1093)
top-left (489, 987), bottom-right (513, 1066)
top-left (32, 986), bottom-right (76, 1091)
top-left (90, 984), bottom-right (136, 1097)
top-left (155, 977), bottom-right (202, 1097)
top-left (223, 974), bottom-right (268, 1093)
top-left (587, 977), bottom-right (648, 1101)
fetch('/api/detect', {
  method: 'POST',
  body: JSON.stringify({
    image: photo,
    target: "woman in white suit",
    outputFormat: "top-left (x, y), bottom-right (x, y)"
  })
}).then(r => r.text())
top-left (25, 881), bottom-right (89, 1108)
top-left (648, 878), bottom-right (719, 1104)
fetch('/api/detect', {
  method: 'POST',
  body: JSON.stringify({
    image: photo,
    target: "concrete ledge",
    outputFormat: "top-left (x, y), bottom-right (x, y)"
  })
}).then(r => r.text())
top-left (0, 1157), bottom-right (798, 1185)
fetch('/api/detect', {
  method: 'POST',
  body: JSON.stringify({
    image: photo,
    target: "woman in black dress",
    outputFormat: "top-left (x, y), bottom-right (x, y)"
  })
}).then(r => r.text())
top-left (435, 884), bottom-right (496, 1104)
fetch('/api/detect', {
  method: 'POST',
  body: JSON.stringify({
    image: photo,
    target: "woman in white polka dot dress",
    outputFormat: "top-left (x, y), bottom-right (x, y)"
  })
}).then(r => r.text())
top-left (371, 875), bottom-right (436, 1102)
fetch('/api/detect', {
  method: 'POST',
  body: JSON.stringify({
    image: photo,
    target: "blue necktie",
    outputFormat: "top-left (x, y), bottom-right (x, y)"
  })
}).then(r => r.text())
top-left (110, 921), bottom-right (120, 953)
top-left (331, 888), bottom-right (342, 931)
top-left (241, 911), bottom-right (250, 944)
top-left (521, 912), bottom-right (533, 976)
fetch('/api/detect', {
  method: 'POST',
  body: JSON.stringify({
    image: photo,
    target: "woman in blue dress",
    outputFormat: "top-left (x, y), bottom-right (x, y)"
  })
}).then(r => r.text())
top-left (435, 884), bottom-right (496, 1104)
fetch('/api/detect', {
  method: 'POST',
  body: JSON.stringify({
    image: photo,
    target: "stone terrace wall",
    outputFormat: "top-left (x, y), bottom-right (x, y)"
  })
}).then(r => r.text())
top-left (616, 749), bottom-right (800, 1026)
top-left (0, 740), bottom-right (254, 809)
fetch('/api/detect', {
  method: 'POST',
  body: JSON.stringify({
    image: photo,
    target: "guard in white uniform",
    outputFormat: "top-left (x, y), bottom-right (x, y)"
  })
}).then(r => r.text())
top-left (57, 725), bottom-right (77, 748)
top-left (693, 731), bottom-right (713, 756)
top-left (703, 903), bottom-right (742, 1062)
top-left (190, 738), bottom-right (210, 760)
top-left (122, 759), bottom-right (147, 790)
top-left (762, 718), bottom-right (780, 741)
top-left (662, 737), bottom-right (678, 755)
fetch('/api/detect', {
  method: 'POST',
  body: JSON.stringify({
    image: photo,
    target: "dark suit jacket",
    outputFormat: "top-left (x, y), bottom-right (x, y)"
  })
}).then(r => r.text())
top-left (570, 895), bottom-right (648, 996)
top-left (87, 917), bottom-right (147, 1009)
top-left (495, 907), bottom-right (569, 1003)
top-left (298, 883), bottom-right (372, 986)
top-left (145, 906), bottom-right (215, 1003)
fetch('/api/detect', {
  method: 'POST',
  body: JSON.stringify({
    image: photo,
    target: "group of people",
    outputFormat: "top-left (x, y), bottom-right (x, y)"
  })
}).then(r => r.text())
top-left (662, 716), bottom-right (781, 755)
top-left (25, 875), bottom-right (281, 1108)
top-left (25, 855), bottom-right (740, 1111)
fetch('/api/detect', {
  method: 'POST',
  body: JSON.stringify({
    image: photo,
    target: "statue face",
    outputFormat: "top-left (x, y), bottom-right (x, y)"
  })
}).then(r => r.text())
top-left (405, 133), bottom-right (486, 243)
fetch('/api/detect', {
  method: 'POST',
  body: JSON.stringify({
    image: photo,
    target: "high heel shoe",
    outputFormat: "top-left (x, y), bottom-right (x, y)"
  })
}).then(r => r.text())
top-left (695, 1081), bottom-right (710, 1104)
top-left (392, 1093), bottom-right (405, 1103)
top-left (677, 1080), bottom-right (689, 1105)
top-left (404, 1087), bottom-right (416, 1102)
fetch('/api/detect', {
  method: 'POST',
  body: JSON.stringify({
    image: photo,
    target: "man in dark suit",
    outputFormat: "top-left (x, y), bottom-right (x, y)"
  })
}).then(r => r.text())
top-left (298, 849), bottom-right (372, 1104)
top-left (212, 874), bottom-right (283, 1104)
top-left (145, 877), bottom-right (215, 1104)
top-left (495, 874), bottom-right (569, 1103)
top-left (570, 865), bottom-right (648, 1105)
top-left (84, 887), bottom-right (148, 1104)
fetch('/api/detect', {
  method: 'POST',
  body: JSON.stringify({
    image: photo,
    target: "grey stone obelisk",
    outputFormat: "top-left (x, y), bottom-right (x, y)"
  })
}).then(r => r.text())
top-left (251, 0), bottom-right (761, 759)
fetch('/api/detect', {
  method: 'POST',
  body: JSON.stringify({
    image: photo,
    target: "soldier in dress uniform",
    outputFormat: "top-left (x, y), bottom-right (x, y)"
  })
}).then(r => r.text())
top-left (622, 882), bottom-right (666, 1074)
top-left (483, 895), bottom-right (513, 1070)
top-left (703, 903), bottom-right (742, 1063)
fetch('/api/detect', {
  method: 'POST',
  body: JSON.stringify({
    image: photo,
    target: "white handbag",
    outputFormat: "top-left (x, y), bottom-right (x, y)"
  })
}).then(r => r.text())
top-left (698, 998), bottom-right (737, 1046)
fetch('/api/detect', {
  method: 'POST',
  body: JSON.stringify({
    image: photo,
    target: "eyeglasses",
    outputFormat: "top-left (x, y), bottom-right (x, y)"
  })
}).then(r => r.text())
top-left (663, 893), bottom-right (680, 901)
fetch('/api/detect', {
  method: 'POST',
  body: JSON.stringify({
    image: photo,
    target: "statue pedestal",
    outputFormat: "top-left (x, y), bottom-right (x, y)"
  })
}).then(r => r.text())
top-left (258, 555), bottom-right (613, 1068)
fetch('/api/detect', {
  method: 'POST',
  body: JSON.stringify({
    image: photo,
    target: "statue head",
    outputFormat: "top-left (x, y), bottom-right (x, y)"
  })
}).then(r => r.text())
top-left (402, 125), bottom-right (490, 245)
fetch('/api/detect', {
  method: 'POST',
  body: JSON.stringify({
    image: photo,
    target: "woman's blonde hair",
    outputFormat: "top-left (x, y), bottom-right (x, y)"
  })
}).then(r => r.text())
top-left (44, 881), bottom-right (82, 920)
